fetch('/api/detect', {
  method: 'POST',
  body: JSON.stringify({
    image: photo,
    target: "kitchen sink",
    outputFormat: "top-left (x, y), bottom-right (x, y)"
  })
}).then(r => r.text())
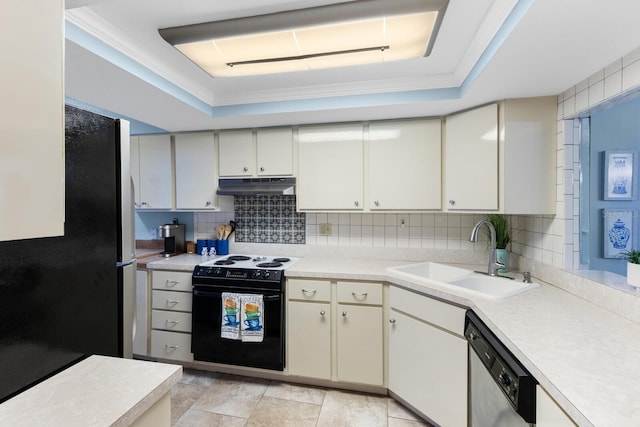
top-left (387, 262), bottom-right (538, 300)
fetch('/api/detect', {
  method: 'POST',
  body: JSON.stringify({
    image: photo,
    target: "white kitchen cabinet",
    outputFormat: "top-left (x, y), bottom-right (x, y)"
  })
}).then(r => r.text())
top-left (445, 103), bottom-right (499, 211)
top-left (1, 0), bottom-right (64, 241)
top-left (218, 128), bottom-right (294, 177)
top-left (256, 128), bottom-right (293, 176)
top-left (536, 385), bottom-right (577, 427)
top-left (335, 281), bottom-right (383, 385)
top-left (150, 270), bottom-right (193, 362)
top-left (218, 130), bottom-right (254, 177)
top-left (287, 278), bottom-right (384, 386)
top-left (388, 286), bottom-right (467, 427)
top-left (287, 279), bottom-right (332, 379)
top-left (174, 132), bottom-right (218, 209)
top-left (132, 134), bottom-right (173, 210)
top-left (369, 119), bottom-right (442, 210)
top-left (297, 124), bottom-right (364, 210)
top-left (444, 97), bottom-right (556, 213)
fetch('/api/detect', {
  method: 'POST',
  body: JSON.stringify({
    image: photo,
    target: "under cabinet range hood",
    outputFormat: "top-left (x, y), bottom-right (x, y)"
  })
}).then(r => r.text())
top-left (217, 177), bottom-right (296, 196)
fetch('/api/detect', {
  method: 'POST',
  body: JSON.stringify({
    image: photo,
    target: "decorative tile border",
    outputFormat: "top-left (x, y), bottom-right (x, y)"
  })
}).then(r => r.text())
top-left (234, 195), bottom-right (305, 244)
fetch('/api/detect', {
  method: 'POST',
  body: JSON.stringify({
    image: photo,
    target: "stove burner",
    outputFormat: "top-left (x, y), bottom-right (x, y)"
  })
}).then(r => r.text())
top-left (228, 255), bottom-right (251, 261)
top-left (256, 262), bottom-right (282, 268)
top-left (214, 260), bottom-right (235, 265)
top-left (273, 258), bottom-right (290, 263)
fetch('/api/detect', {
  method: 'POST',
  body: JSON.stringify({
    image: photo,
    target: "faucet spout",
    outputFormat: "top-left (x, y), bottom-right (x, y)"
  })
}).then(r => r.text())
top-left (469, 220), bottom-right (502, 276)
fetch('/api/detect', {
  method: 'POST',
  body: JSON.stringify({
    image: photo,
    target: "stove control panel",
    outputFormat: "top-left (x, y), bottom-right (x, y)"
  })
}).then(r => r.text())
top-left (193, 266), bottom-right (283, 283)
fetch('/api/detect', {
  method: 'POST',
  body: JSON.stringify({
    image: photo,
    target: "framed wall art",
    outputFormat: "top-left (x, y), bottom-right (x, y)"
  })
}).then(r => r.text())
top-left (603, 209), bottom-right (637, 258)
top-left (604, 150), bottom-right (636, 200)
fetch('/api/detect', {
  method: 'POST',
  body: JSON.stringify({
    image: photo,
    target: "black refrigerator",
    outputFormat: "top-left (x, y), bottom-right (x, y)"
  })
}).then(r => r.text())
top-left (0, 105), bottom-right (136, 403)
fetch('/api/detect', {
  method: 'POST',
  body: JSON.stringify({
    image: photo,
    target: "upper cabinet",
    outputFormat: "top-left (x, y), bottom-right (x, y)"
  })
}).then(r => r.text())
top-left (131, 134), bottom-right (173, 210)
top-left (444, 97), bottom-right (557, 214)
top-left (369, 119), bottom-right (441, 210)
top-left (298, 124), bottom-right (364, 210)
top-left (1, 1), bottom-right (64, 241)
top-left (175, 132), bottom-right (218, 210)
top-left (218, 128), bottom-right (294, 177)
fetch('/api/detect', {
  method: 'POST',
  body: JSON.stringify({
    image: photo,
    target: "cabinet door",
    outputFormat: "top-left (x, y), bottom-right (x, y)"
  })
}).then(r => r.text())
top-left (337, 304), bottom-right (383, 385)
top-left (2, 0), bottom-right (64, 241)
top-left (445, 103), bottom-right (498, 211)
top-left (175, 132), bottom-right (216, 209)
top-left (287, 301), bottom-right (331, 379)
top-left (389, 309), bottom-right (467, 427)
top-left (219, 130), bottom-right (254, 176)
top-left (138, 134), bottom-right (172, 209)
top-left (257, 128), bottom-right (293, 176)
top-left (536, 385), bottom-right (577, 427)
top-left (298, 124), bottom-right (364, 210)
top-left (130, 137), bottom-right (142, 207)
top-left (369, 120), bottom-right (441, 210)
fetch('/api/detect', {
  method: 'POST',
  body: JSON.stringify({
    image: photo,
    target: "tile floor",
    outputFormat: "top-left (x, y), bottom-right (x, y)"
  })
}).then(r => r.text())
top-left (171, 369), bottom-right (434, 427)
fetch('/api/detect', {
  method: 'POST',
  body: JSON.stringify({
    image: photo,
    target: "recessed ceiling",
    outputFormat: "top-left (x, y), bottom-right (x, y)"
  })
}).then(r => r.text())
top-left (64, 0), bottom-right (640, 133)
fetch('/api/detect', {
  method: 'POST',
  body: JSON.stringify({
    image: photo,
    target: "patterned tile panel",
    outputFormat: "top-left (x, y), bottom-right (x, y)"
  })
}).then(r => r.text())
top-left (234, 195), bottom-right (305, 244)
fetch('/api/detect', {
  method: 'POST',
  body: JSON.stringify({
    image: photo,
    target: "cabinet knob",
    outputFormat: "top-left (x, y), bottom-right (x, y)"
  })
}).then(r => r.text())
top-left (389, 318), bottom-right (396, 324)
top-left (320, 310), bottom-right (326, 316)
top-left (342, 311), bottom-right (347, 317)
top-left (205, 201), bottom-right (212, 206)
top-left (260, 167), bottom-right (265, 172)
top-left (141, 201), bottom-right (148, 207)
top-left (448, 200), bottom-right (456, 206)
top-left (243, 167), bottom-right (249, 172)
top-left (374, 200), bottom-right (380, 206)
top-left (354, 201), bottom-right (359, 207)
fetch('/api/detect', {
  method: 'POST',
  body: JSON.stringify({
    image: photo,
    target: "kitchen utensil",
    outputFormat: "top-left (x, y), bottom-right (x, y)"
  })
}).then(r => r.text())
top-left (224, 224), bottom-right (232, 240)
top-left (217, 224), bottom-right (226, 240)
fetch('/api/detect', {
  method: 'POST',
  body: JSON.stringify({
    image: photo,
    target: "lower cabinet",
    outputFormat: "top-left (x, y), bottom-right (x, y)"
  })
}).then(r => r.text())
top-left (150, 270), bottom-right (194, 362)
top-left (536, 385), bottom-right (577, 427)
top-left (388, 286), bottom-right (467, 427)
top-left (286, 278), bottom-right (383, 386)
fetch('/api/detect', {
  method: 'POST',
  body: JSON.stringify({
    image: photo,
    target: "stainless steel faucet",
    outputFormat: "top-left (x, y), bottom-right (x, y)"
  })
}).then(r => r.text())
top-left (469, 220), bottom-right (505, 277)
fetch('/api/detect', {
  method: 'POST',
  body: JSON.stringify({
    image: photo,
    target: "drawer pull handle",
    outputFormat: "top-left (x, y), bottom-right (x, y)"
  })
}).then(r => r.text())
top-left (389, 318), bottom-right (396, 324)
top-left (165, 344), bottom-right (179, 352)
top-left (165, 320), bottom-right (179, 326)
top-left (166, 280), bottom-right (179, 287)
top-left (320, 310), bottom-right (326, 316)
top-left (352, 292), bottom-right (368, 299)
top-left (166, 300), bottom-right (179, 306)
top-left (302, 289), bottom-right (317, 295)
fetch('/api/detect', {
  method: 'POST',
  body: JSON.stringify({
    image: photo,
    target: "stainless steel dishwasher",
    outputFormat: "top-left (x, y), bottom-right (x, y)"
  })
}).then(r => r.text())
top-left (465, 311), bottom-right (537, 426)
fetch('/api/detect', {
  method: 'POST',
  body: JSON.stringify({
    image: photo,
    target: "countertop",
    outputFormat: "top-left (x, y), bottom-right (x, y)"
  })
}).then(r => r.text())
top-left (145, 254), bottom-right (640, 427)
top-left (0, 355), bottom-right (182, 426)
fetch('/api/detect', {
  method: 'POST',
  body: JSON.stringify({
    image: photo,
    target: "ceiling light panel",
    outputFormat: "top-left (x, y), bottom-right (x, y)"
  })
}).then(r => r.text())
top-left (162, 0), bottom-right (449, 77)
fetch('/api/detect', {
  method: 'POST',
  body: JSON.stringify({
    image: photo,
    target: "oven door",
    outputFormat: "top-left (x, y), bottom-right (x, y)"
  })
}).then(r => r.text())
top-left (191, 285), bottom-right (284, 370)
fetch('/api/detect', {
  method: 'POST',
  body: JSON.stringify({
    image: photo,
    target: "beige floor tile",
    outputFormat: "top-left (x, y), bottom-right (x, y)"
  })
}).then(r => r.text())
top-left (173, 408), bottom-right (247, 427)
top-left (180, 368), bottom-right (219, 387)
top-left (246, 396), bottom-right (321, 427)
top-left (171, 383), bottom-right (207, 424)
top-left (316, 389), bottom-right (388, 427)
top-left (388, 417), bottom-right (431, 427)
top-left (191, 373), bottom-right (270, 418)
top-left (263, 381), bottom-right (326, 405)
top-left (387, 398), bottom-right (423, 421)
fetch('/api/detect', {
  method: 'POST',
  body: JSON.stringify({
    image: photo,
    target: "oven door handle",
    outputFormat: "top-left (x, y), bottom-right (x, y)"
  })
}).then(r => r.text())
top-left (193, 288), bottom-right (282, 300)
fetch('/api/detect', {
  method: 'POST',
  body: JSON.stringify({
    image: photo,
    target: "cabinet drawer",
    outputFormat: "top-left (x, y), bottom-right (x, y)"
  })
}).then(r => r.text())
top-left (151, 330), bottom-right (193, 362)
top-left (152, 290), bottom-right (192, 312)
top-left (287, 279), bottom-right (331, 302)
top-left (152, 310), bottom-right (192, 333)
top-left (152, 270), bottom-right (192, 292)
top-left (390, 286), bottom-right (466, 336)
top-left (337, 281), bottom-right (383, 305)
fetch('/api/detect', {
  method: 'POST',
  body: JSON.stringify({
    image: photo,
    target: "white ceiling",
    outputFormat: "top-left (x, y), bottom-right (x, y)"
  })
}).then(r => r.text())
top-left (64, 0), bottom-right (640, 133)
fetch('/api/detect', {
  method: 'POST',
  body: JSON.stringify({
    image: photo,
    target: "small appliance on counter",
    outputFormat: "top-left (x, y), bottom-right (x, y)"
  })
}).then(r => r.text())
top-left (159, 218), bottom-right (185, 257)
